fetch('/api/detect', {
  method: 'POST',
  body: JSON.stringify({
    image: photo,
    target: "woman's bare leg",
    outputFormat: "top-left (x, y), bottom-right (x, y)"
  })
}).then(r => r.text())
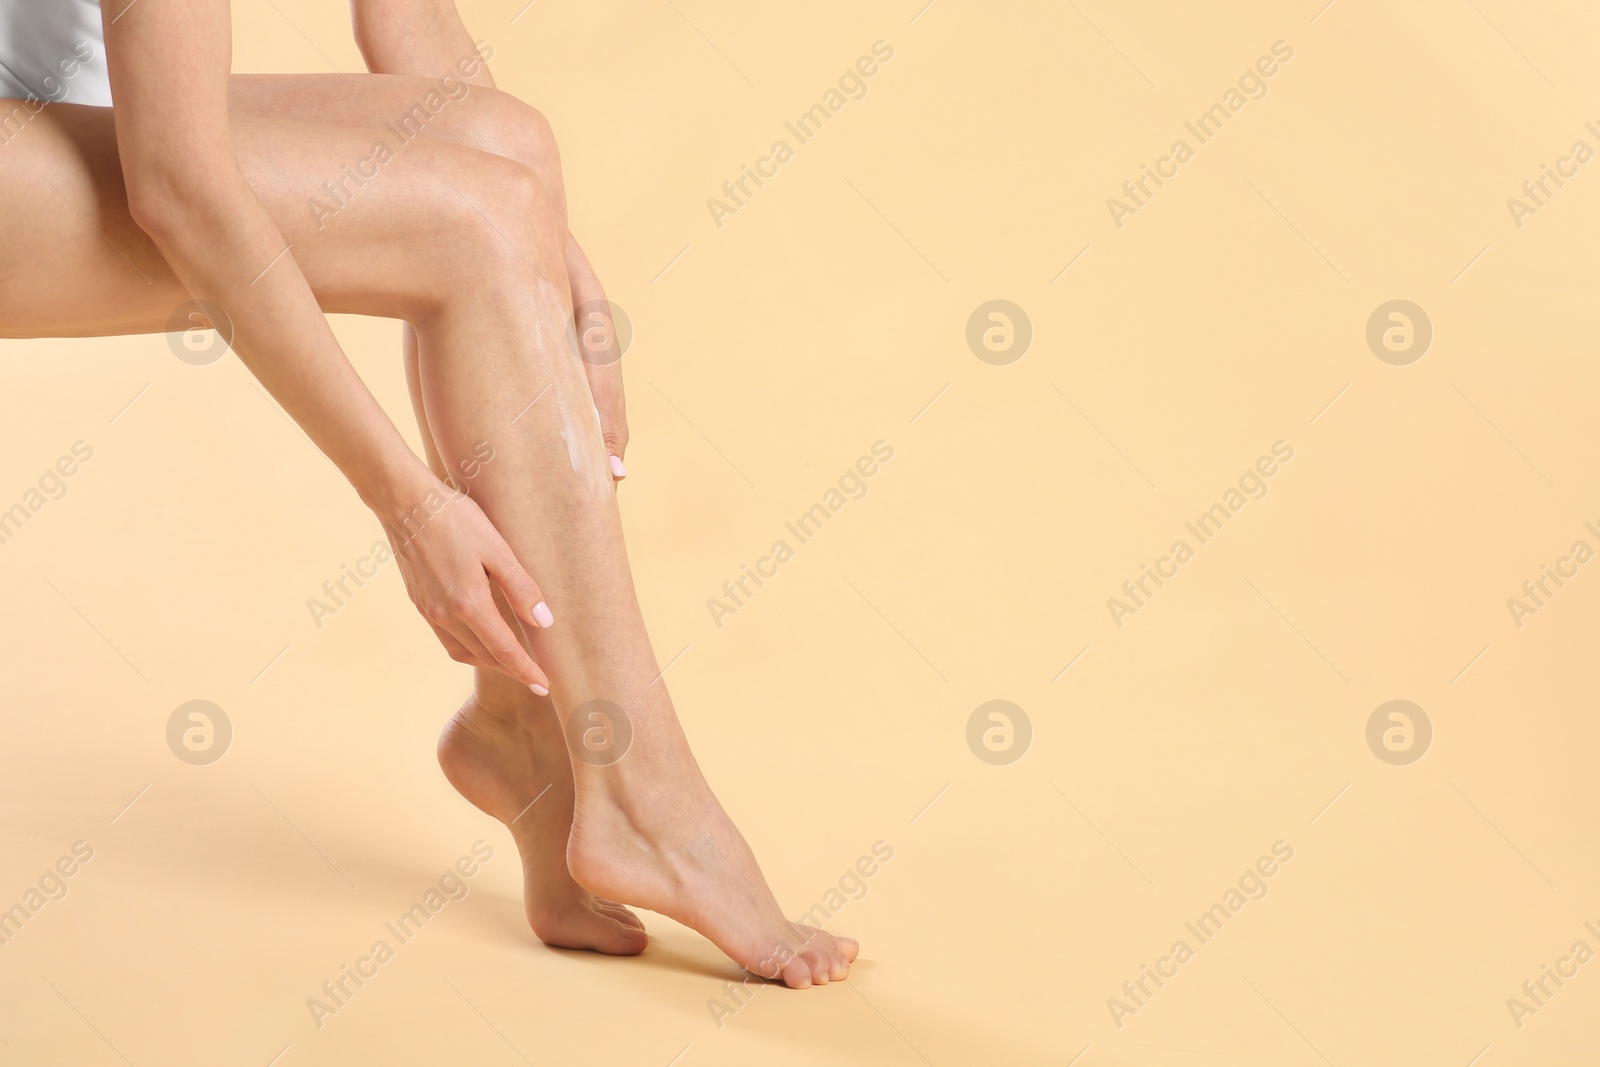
top-left (0, 93), bottom-right (854, 985)
top-left (405, 322), bottom-right (648, 956)
top-left (391, 151), bottom-right (854, 990)
top-left (225, 74), bottom-right (651, 957)
top-left (0, 96), bottom-right (646, 954)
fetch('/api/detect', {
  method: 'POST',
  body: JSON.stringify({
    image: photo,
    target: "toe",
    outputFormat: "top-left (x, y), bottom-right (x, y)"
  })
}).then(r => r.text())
top-left (595, 899), bottom-right (646, 930)
top-left (607, 923), bottom-right (650, 956)
top-left (808, 952), bottom-right (832, 986)
top-left (835, 936), bottom-right (860, 962)
top-left (586, 913), bottom-right (648, 956)
top-left (530, 905), bottom-right (648, 956)
top-left (781, 957), bottom-right (812, 989)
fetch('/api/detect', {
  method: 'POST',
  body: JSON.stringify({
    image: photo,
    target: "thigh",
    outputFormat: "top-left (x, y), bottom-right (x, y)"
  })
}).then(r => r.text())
top-left (0, 101), bottom-right (178, 337)
top-left (228, 73), bottom-right (564, 207)
top-left (0, 90), bottom-right (537, 339)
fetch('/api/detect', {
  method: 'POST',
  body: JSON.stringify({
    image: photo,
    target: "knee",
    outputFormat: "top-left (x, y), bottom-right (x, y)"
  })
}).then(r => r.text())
top-left (447, 152), bottom-right (567, 286)
top-left (452, 88), bottom-right (565, 215)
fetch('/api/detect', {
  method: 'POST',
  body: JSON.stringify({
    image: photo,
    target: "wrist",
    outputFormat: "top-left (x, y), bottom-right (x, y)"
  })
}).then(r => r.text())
top-left (357, 452), bottom-right (445, 531)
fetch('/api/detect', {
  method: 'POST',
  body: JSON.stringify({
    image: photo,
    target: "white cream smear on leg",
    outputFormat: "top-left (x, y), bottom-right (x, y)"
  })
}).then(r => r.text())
top-left (534, 278), bottom-right (613, 495)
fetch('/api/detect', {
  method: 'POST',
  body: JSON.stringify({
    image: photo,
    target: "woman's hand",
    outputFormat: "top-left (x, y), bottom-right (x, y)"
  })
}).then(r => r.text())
top-left (379, 476), bottom-right (555, 692)
top-left (566, 237), bottom-right (629, 482)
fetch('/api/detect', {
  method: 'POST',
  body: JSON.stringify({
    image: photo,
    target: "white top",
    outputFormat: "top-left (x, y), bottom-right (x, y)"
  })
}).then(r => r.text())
top-left (0, 0), bottom-right (113, 106)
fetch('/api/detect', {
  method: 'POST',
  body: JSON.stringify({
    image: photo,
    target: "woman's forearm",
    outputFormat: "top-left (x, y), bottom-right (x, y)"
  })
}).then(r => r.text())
top-left (352, 0), bottom-right (494, 86)
top-left (106, 0), bottom-right (434, 523)
top-left (132, 172), bottom-right (434, 520)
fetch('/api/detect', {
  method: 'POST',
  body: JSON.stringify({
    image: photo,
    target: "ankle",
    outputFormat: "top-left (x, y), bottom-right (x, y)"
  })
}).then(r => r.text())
top-left (573, 759), bottom-right (711, 829)
top-left (473, 669), bottom-right (542, 719)
top-left (455, 691), bottom-right (566, 769)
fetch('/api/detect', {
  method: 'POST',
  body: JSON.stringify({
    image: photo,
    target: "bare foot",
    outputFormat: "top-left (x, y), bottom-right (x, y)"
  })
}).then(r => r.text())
top-left (566, 723), bottom-right (858, 988)
top-left (438, 694), bottom-right (647, 956)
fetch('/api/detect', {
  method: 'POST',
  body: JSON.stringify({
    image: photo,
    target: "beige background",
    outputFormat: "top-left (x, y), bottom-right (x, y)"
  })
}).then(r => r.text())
top-left (3, 0), bottom-right (1600, 1063)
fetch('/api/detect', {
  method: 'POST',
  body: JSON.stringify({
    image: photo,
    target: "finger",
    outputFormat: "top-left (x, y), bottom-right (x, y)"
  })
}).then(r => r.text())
top-left (430, 607), bottom-right (499, 671)
top-left (427, 620), bottom-right (494, 671)
top-left (483, 541), bottom-right (554, 630)
top-left (565, 235), bottom-right (629, 479)
top-left (585, 361), bottom-right (629, 478)
top-left (449, 610), bottom-right (551, 694)
top-left (451, 582), bottom-right (551, 692)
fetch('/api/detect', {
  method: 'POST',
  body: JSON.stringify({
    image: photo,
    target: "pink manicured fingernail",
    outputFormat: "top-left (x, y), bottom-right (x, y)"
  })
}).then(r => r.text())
top-left (530, 682), bottom-right (550, 697)
top-left (609, 455), bottom-right (626, 479)
top-left (532, 601), bottom-right (554, 628)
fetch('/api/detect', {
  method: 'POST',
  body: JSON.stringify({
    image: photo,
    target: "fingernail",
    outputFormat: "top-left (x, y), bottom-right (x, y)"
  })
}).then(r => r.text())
top-left (609, 455), bottom-right (626, 479)
top-left (530, 682), bottom-right (550, 697)
top-left (532, 601), bottom-right (554, 628)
